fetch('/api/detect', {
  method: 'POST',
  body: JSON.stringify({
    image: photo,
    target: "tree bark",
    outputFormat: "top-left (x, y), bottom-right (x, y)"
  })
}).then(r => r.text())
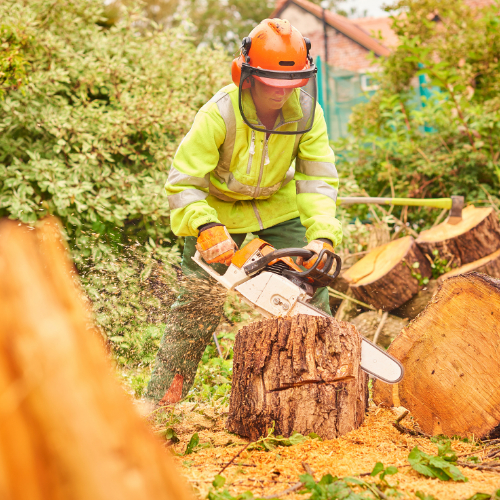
top-left (0, 218), bottom-right (194, 500)
top-left (416, 206), bottom-right (500, 267)
top-left (438, 248), bottom-right (500, 284)
top-left (226, 315), bottom-right (368, 441)
top-left (373, 273), bottom-right (500, 439)
top-left (343, 236), bottom-right (432, 311)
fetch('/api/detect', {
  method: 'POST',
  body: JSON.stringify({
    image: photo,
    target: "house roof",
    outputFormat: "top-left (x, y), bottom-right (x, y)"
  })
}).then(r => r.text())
top-left (354, 17), bottom-right (398, 49)
top-left (271, 0), bottom-right (391, 57)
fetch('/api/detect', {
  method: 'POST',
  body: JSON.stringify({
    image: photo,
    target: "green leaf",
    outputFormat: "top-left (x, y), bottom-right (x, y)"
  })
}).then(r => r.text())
top-left (384, 465), bottom-right (399, 476)
top-left (408, 446), bottom-right (468, 482)
top-left (437, 440), bottom-right (457, 461)
top-left (165, 427), bottom-right (179, 443)
top-left (370, 462), bottom-right (384, 476)
top-left (416, 492), bottom-right (439, 500)
top-left (308, 432), bottom-right (322, 440)
top-left (212, 475), bottom-right (226, 488)
top-left (184, 432), bottom-right (200, 455)
top-left (286, 431), bottom-right (308, 446)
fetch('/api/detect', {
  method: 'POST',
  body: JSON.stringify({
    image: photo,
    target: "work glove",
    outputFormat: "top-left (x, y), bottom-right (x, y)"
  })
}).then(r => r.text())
top-left (196, 223), bottom-right (238, 266)
top-left (296, 239), bottom-right (335, 271)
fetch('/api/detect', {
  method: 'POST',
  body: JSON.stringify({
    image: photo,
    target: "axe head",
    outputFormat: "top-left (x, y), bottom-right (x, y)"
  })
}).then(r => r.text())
top-left (446, 196), bottom-right (464, 225)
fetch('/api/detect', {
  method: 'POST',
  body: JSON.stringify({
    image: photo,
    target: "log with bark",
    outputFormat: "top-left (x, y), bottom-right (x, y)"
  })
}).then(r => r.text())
top-left (416, 205), bottom-right (500, 267)
top-left (438, 248), bottom-right (500, 284)
top-left (0, 217), bottom-right (194, 500)
top-left (226, 315), bottom-right (368, 441)
top-left (343, 236), bottom-right (432, 311)
top-left (391, 280), bottom-right (439, 320)
top-left (373, 272), bottom-right (500, 439)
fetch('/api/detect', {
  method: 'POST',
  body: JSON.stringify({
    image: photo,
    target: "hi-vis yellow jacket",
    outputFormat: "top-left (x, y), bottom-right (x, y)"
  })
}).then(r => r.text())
top-left (165, 83), bottom-right (342, 246)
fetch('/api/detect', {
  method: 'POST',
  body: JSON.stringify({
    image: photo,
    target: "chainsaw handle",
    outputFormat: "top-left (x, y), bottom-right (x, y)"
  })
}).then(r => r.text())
top-left (243, 248), bottom-right (315, 275)
top-left (284, 249), bottom-right (342, 287)
top-left (243, 248), bottom-right (342, 287)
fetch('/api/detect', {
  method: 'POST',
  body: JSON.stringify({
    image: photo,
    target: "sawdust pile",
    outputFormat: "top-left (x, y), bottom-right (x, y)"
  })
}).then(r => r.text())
top-left (158, 405), bottom-right (500, 499)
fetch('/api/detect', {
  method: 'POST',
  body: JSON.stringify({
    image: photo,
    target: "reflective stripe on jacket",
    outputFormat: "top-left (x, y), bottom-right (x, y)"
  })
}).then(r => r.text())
top-left (165, 83), bottom-right (342, 246)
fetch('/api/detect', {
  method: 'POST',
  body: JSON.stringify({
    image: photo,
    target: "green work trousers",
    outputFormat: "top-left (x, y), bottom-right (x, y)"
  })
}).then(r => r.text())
top-left (145, 217), bottom-right (332, 403)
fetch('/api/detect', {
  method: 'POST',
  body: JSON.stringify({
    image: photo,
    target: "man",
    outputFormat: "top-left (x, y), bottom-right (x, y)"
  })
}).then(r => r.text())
top-left (145, 18), bottom-right (342, 405)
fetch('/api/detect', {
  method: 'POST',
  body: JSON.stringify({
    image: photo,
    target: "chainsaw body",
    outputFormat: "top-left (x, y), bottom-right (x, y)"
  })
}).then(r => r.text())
top-left (192, 239), bottom-right (404, 384)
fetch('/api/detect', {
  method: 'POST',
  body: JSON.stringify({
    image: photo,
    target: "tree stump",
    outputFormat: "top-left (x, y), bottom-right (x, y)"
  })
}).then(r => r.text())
top-left (343, 236), bottom-right (432, 311)
top-left (416, 206), bottom-right (500, 267)
top-left (0, 217), bottom-right (194, 500)
top-left (438, 248), bottom-right (500, 284)
top-left (226, 315), bottom-right (368, 441)
top-left (373, 273), bottom-right (500, 439)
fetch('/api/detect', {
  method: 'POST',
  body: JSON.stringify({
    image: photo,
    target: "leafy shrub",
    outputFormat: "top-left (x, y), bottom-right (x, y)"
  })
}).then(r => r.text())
top-left (0, 0), bottom-right (230, 351)
top-left (337, 0), bottom-right (500, 227)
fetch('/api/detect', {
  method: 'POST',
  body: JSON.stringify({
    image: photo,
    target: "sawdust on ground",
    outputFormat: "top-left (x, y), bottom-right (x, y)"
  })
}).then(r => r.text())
top-left (161, 405), bottom-right (500, 499)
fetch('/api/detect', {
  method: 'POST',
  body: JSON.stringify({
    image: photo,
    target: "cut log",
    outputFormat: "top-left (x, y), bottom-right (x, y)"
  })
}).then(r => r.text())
top-left (373, 273), bottom-right (500, 439)
top-left (416, 205), bottom-right (500, 267)
top-left (343, 236), bottom-right (432, 311)
top-left (438, 248), bottom-right (500, 284)
top-left (226, 315), bottom-right (368, 441)
top-left (391, 280), bottom-right (439, 320)
top-left (350, 311), bottom-right (408, 348)
top-left (0, 217), bottom-right (194, 500)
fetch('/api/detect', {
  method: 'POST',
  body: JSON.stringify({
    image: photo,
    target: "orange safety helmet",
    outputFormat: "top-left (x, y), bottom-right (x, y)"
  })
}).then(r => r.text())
top-left (232, 18), bottom-right (312, 89)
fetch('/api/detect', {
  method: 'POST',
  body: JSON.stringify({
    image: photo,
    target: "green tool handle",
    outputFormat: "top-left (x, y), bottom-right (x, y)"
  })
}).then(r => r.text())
top-left (336, 197), bottom-right (452, 210)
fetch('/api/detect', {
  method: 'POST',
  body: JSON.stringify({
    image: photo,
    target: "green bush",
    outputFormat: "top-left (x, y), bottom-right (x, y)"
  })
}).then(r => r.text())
top-left (336, 0), bottom-right (500, 226)
top-left (0, 0), bottom-right (230, 355)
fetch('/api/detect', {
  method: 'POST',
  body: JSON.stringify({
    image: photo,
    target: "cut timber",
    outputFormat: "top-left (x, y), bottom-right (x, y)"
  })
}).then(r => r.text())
top-left (416, 205), bottom-right (500, 267)
top-left (226, 315), bottom-right (368, 441)
top-left (373, 273), bottom-right (500, 439)
top-left (350, 311), bottom-right (408, 348)
top-left (343, 236), bottom-right (431, 311)
top-left (438, 248), bottom-right (500, 284)
top-left (392, 280), bottom-right (439, 320)
top-left (0, 218), bottom-right (194, 500)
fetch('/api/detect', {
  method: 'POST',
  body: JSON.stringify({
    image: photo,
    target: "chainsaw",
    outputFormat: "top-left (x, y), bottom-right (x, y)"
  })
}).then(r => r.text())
top-left (193, 238), bottom-right (403, 384)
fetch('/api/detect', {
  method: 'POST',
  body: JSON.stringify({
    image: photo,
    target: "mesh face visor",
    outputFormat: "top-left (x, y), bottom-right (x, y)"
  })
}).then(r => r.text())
top-left (238, 63), bottom-right (318, 136)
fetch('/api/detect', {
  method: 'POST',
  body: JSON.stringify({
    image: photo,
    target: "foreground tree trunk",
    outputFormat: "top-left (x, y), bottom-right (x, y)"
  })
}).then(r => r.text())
top-left (343, 236), bottom-right (432, 311)
top-left (226, 315), bottom-right (368, 441)
top-left (373, 273), bottom-right (500, 439)
top-left (0, 218), bottom-right (193, 500)
top-left (416, 206), bottom-right (500, 267)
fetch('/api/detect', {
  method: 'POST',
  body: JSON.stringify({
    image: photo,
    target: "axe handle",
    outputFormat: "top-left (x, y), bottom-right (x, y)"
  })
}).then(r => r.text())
top-left (337, 197), bottom-right (453, 210)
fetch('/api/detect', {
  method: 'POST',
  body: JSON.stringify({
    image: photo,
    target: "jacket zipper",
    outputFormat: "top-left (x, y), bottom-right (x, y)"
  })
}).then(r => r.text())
top-left (246, 130), bottom-right (255, 174)
top-left (251, 200), bottom-right (264, 230)
top-left (255, 135), bottom-right (269, 197)
top-left (251, 134), bottom-right (269, 231)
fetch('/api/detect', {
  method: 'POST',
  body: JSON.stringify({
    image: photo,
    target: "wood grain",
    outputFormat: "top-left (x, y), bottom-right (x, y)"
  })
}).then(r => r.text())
top-left (373, 273), bottom-right (500, 439)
